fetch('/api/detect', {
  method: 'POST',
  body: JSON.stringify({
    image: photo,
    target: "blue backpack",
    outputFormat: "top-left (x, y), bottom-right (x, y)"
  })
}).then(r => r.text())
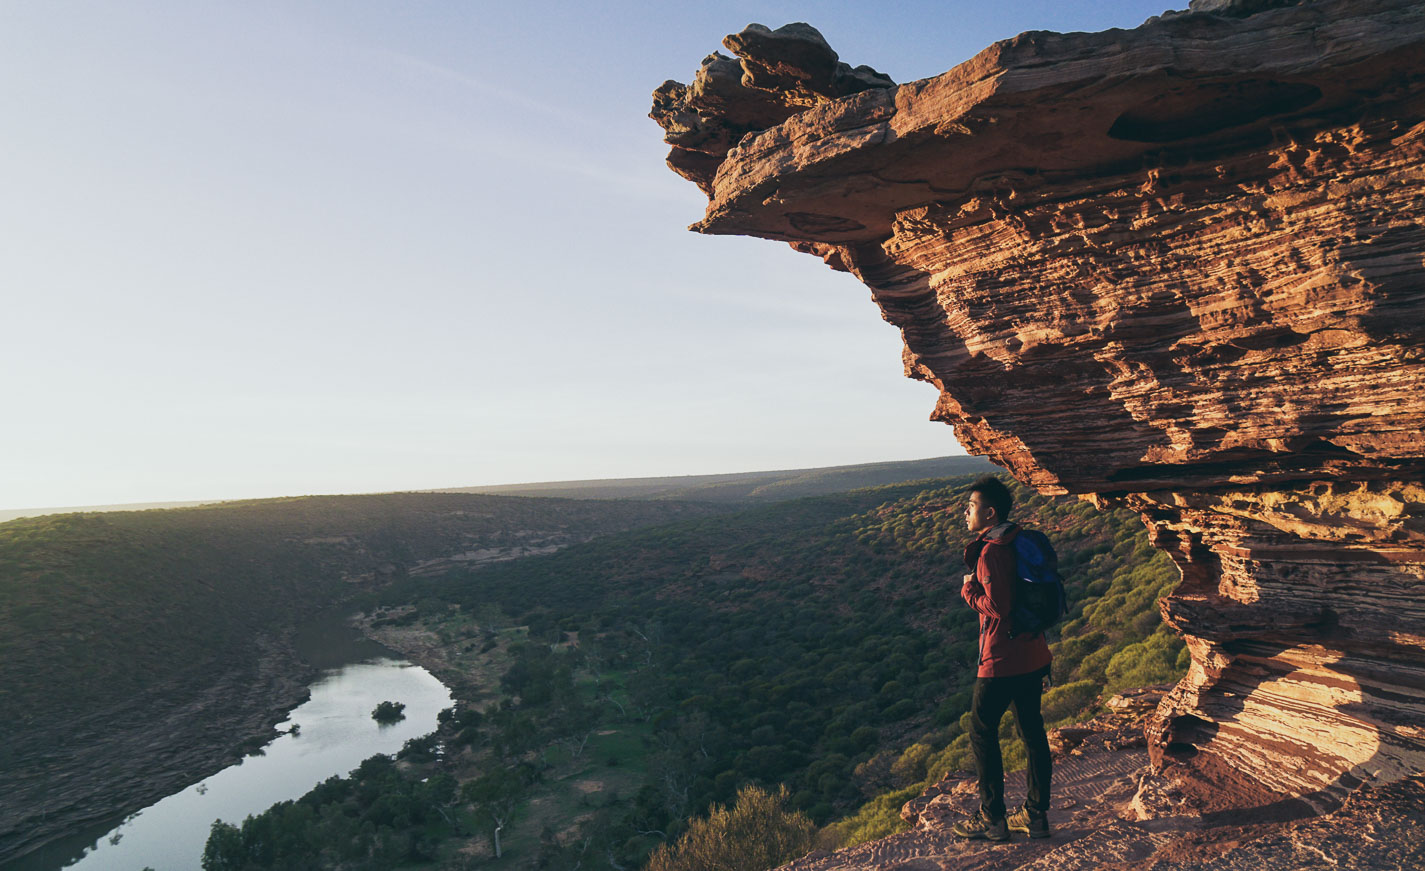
top-left (1009, 528), bottom-right (1067, 638)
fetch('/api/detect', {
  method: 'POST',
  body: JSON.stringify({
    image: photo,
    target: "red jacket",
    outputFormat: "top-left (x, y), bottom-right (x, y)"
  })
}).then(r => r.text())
top-left (962, 522), bottom-right (1052, 678)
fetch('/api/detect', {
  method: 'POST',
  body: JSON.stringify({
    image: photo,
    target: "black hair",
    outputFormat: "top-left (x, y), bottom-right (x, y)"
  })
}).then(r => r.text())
top-left (969, 475), bottom-right (1013, 522)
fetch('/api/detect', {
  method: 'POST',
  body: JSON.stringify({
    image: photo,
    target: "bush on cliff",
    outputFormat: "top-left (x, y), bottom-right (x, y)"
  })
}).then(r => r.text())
top-left (1103, 627), bottom-right (1190, 695)
top-left (645, 784), bottom-right (815, 871)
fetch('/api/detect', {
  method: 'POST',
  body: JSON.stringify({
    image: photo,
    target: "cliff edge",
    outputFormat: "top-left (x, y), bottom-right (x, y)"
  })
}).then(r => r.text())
top-left (653, 0), bottom-right (1425, 865)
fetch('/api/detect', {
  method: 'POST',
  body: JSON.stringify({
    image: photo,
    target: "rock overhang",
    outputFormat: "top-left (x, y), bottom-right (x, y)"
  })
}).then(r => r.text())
top-left (655, 0), bottom-right (1425, 496)
top-left (697, 0), bottom-right (1425, 247)
top-left (653, 0), bottom-right (1425, 837)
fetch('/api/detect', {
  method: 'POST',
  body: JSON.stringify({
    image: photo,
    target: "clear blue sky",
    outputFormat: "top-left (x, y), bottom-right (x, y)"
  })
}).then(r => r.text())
top-left (2, 1), bottom-right (1174, 509)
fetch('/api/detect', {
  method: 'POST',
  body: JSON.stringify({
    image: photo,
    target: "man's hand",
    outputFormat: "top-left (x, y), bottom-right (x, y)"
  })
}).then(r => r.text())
top-left (963, 573), bottom-right (975, 587)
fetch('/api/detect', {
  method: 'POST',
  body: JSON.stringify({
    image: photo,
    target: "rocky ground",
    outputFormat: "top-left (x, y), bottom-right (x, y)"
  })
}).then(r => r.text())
top-left (781, 689), bottom-right (1425, 870)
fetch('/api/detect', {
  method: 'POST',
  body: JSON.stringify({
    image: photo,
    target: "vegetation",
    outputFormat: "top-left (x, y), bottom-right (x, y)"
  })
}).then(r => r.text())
top-left (201, 755), bottom-right (462, 870)
top-left (203, 474), bottom-right (1187, 869)
top-left (372, 701), bottom-right (407, 724)
top-left (0, 492), bottom-right (723, 739)
top-left (645, 785), bottom-right (814, 871)
top-left (0, 490), bottom-right (727, 867)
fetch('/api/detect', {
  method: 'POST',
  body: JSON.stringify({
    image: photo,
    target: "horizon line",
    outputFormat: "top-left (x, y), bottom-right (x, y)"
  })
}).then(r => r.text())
top-left (0, 453), bottom-right (984, 519)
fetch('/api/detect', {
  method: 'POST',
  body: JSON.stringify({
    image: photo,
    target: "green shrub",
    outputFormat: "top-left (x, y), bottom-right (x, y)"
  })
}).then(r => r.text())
top-left (371, 701), bottom-right (406, 724)
top-left (1103, 630), bottom-right (1186, 695)
top-left (645, 784), bottom-right (816, 871)
top-left (890, 742), bottom-right (933, 784)
top-left (925, 735), bottom-right (971, 783)
top-left (819, 782), bottom-right (920, 849)
top-left (1040, 679), bottom-right (1099, 726)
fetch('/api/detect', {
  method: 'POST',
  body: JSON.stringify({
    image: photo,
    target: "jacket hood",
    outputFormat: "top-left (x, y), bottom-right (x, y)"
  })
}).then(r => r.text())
top-left (980, 521), bottom-right (1019, 545)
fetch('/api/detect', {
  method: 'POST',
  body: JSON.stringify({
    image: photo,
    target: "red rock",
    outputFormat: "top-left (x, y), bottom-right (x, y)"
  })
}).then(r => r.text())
top-left (655, 0), bottom-right (1425, 862)
top-left (650, 23), bottom-right (892, 194)
top-left (1049, 726), bottom-right (1098, 756)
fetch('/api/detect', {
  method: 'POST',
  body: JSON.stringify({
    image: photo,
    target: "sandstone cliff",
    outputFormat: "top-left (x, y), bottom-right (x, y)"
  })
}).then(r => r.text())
top-left (654, 0), bottom-right (1424, 864)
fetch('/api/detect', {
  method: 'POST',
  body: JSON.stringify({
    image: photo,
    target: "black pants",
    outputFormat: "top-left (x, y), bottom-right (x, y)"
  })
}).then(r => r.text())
top-left (968, 665), bottom-right (1051, 818)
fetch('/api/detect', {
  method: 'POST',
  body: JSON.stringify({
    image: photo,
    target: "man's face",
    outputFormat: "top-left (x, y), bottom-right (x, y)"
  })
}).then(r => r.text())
top-left (965, 491), bottom-right (996, 533)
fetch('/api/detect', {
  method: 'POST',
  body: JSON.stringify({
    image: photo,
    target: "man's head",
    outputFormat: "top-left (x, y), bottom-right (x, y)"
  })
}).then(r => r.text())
top-left (965, 475), bottom-right (1013, 533)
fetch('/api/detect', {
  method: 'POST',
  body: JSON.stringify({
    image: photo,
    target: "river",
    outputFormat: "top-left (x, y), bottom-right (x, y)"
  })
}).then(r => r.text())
top-left (7, 615), bottom-right (452, 871)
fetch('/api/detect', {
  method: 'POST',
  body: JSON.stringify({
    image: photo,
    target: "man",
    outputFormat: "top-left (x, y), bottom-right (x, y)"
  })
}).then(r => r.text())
top-left (951, 475), bottom-right (1053, 842)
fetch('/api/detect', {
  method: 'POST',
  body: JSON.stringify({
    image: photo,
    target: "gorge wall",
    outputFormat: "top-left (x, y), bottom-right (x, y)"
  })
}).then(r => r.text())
top-left (653, 0), bottom-right (1425, 820)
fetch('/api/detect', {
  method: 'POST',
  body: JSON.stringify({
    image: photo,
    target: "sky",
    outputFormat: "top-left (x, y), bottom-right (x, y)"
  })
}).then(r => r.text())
top-left (1, 0), bottom-right (1175, 510)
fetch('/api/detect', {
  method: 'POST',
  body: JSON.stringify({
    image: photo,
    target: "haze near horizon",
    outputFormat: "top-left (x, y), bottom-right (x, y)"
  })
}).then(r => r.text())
top-left (2, 0), bottom-right (1172, 510)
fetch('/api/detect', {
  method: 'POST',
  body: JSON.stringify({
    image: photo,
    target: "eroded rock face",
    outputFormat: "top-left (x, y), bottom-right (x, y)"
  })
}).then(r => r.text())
top-left (654, 0), bottom-right (1425, 829)
top-left (650, 22), bottom-right (893, 193)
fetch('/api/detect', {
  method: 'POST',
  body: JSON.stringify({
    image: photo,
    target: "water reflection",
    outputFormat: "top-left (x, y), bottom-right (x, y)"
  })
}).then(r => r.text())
top-left (55, 658), bottom-right (450, 871)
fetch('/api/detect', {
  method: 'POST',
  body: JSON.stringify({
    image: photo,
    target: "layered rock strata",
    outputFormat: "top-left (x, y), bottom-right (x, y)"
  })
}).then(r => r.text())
top-left (651, 23), bottom-right (893, 194)
top-left (654, 0), bottom-right (1425, 822)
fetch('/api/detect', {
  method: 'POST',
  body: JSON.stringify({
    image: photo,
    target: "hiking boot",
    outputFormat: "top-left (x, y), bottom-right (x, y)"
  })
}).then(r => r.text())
top-left (1007, 805), bottom-right (1050, 838)
top-left (952, 810), bottom-right (1009, 841)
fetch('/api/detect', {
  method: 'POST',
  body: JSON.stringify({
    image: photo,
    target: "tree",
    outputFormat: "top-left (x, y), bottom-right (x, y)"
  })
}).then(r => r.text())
top-left (372, 700), bottom-right (406, 724)
top-left (201, 820), bottom-right (244, 871)
top-left (645, 784), bottom-right (816, 871)
top-left (462, 766), bottom-right (526, 858)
